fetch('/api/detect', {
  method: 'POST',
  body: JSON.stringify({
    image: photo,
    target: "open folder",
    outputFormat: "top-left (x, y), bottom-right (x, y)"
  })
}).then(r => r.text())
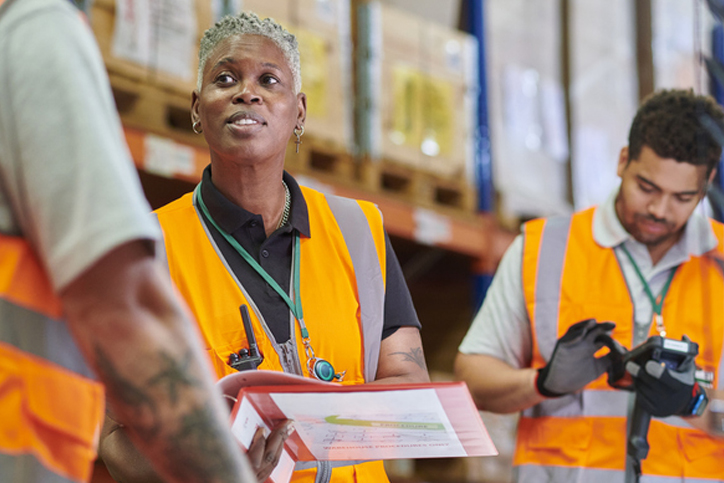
top-left (218, 370), bottom-right (497, 481)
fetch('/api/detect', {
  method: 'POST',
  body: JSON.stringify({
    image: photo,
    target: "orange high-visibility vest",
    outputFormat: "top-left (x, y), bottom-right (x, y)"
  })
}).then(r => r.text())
top-left (155, 185), bottom-right (390, 483)
top-left (516, 206), bottom-right (724, 482)
top-left (0, 234), bottom-right (104, 483)
top-left (0, 1), bottom-right (107, 479)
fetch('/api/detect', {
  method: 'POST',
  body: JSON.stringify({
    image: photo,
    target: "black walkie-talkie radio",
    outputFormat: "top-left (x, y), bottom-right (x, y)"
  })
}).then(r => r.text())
top-left (228, 304), bottom-right (264, 371)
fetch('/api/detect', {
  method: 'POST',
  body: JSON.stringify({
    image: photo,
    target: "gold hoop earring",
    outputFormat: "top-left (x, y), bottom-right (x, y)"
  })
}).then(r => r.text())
top-left (192, 120), bottom-right (202, 134)
top-left (294, 125), bottom-right (305, 154)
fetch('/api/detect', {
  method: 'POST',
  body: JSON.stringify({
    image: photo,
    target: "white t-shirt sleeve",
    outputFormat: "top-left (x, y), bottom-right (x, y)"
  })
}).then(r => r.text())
top-left (0, 0), bottom-right (160, 291)
top-left (458, 235), bottom-right (533, 369)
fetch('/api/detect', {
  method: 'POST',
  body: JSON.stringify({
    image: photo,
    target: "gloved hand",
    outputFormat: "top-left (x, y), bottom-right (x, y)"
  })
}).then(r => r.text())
top-left (536, 319), bottom-right (616, 397)
top-left (626, 339), bottom-right (698, 418)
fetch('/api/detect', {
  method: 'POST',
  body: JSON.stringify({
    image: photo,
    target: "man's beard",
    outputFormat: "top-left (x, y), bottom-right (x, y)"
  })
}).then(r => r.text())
top-left (626, 213), bottom-right (678, 247)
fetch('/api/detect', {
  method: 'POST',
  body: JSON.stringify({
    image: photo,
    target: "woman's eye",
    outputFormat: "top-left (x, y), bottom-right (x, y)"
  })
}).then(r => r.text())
top-left (216, 74), bottom-right (235, 85)
top-left (638, 184), bottom-right (653, 193)
top-left (261, 75), bottom-right (279, 86)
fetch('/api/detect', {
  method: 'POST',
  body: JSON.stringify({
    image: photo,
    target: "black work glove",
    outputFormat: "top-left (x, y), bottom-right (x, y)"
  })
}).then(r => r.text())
top-left (626, 338), bottom-right (697, 417)
top-left (536, 319), bottom-right (616, 397)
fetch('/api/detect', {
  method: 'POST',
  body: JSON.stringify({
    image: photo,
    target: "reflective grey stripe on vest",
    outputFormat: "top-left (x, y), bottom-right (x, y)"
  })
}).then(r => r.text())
top-left (325, 195), bottom-right (385, 383)
top-left (0, 298), bottom-right (94, 379)
top-left (515, 464), bottom-right (625, 483)
top-left (297, 196), bottom-right (385, 483)
top-left (0, 453), bottom-right (77, 483)
top-left (522, 389), bottom-right (630, 418)
top-left (531, 216), bottom-right (572, 360)
top-left (515, 463), bottom-right (724, 483)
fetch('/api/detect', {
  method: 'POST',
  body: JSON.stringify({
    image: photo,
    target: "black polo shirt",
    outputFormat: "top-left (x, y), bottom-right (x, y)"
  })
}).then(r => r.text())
top-left (197, 166), bottom-right (421, 344)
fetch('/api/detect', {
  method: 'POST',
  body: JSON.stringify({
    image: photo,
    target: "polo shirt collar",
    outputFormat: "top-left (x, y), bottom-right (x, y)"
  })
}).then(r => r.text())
top-left (199, 166), bottom-right (311, 238)
top-left (592, 186), bottom-right (717, 258)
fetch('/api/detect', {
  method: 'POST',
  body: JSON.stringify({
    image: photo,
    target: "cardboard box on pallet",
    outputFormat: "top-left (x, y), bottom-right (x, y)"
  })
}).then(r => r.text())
top-left (290, 0), bottom-right (353, 152)
top-left (357, 2), bottom-right (478, 183)
top-left (153, 0), bottom-right (213, 99)
top-left (89, 0), bottom-right (210, 99)
top-left (358, 2), bottom-right (423, 169)
top-left (419, 22), bottom-right (478, 179)
top-left (89, 0), bottom-right (152, 82)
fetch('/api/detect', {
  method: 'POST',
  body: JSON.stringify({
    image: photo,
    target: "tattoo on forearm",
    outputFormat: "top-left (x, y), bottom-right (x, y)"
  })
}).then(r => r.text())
top-left (94, 347), bottom-right (160, 439)
top-left (95, 346), bottom-right (243, 479)
top-left (389, 347), bottom-right (427, 370)
top-left (147, 351), bottom-right (201, 404)
top-left (94, 346), bottom-right (205, 441)
top-left (164, 404), bottom-right (238, 482)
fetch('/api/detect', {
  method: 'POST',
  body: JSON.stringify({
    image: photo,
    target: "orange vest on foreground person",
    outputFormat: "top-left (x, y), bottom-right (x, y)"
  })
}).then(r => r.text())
top-left (516, 207), bottom-right (724, 482)
top-left (0, 234), bottom-right (104, 483)
top-left (154, 185), bottom-right (390, 483)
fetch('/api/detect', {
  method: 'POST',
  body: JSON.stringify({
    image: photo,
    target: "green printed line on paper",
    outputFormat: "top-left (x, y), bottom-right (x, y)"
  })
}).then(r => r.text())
top-left (325, 415), bottom-right (445, 431)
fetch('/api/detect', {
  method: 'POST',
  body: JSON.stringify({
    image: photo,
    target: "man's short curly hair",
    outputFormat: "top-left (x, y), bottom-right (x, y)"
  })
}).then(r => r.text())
top-left (628, 89), bottom-right (724, 175)
top-left (197, 12), bottom-right (301, 94)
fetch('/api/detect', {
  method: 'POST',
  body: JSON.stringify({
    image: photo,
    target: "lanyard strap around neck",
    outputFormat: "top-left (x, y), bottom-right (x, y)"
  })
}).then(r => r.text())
top-left (619, 243), bottom-right (677, 316)
top-left (193, 185), bottom-right (304, 324)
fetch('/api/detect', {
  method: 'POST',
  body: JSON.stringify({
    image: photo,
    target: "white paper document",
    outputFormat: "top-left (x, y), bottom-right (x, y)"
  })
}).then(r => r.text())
top-left (222, 373), bottom-right (497, 465)
top-left (270, 388), bottom-right (465, 460)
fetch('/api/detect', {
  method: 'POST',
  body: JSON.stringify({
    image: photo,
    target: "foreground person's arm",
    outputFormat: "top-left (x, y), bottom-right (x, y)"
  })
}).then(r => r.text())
top-left (62, 241), bottom-right (256, 483)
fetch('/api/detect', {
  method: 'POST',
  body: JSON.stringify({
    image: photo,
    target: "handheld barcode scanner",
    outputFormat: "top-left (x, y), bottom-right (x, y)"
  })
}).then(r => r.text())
top-left (599, 334), bottom-right (701, 482)
top-left (228, 304), bottom-right (264, 371)
top-left (624, 336), bottom-right (699, 480)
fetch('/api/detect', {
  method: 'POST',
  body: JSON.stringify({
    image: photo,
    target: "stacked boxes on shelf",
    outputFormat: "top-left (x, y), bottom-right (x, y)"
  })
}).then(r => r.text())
top-left (91, 0), bottom-right (212, 95)
top-left (91, 0), bottom-right (354, 175)
top-left (291, 0), bottom-right (354, 154)
top-left (357, 2), bottom-right (479, 210)
top-left (91, 0), bottom-right (478, 215)
top-left (358, 4), bottom-right (422, 169)
top-left (90, 0), bottom-right (152, 83)
top-left (90, 0), bottom-right (213, 146)
top-left (421, 22), bottom-right (478, 180)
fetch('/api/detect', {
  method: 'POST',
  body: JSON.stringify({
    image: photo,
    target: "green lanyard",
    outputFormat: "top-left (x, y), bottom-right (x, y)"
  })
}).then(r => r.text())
top-left (619, 244), bottom-right (677, 337)
top-left (193, 184), bottom-right (346, 382)
top-left (193, 185), bottom-right (308, 336)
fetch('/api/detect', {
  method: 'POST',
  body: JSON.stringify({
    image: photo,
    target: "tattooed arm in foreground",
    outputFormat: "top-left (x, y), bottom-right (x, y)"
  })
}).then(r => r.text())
top-left (60, 240), bottom-right (256, 483)
top-left (371, 327), bottom-right (431, 385)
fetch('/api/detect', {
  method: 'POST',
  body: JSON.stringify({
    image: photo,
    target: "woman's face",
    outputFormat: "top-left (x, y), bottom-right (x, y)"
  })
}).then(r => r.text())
top-left (192, 34), bottom-right (305, 164)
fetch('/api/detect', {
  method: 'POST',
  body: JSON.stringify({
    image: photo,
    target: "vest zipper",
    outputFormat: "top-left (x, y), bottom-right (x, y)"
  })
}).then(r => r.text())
top-left (277, 338), bottom-right (303, 375)
top-left (314, 461), bottom-right (332, 483)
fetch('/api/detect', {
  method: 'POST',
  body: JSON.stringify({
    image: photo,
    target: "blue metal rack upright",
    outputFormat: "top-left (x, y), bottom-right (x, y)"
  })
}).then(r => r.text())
top-left (462, 0), bottom-right (495, 310)
top-left (711, 24), bottom-right (724, 222)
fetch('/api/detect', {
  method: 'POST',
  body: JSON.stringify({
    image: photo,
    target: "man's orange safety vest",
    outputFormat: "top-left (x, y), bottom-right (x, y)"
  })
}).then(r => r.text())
top-left (0, 234), bottom-right (104, 483)
top-left (0, 3), bottom-right (106, 482)
top-left (155, 185), bottom-right (390, 483)
top-left (516, 206), bottom-right (724, 482)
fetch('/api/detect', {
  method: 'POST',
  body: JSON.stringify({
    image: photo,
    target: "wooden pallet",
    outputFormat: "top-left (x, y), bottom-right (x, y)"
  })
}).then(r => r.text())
top-left (284, 136), bottom-right (357, 186)
top-left (359, 157), bottom-right (477, 215)
top-left (113, 80), bottom-right (478, 217)
top-left (109, 73), bottom-right (203, 148)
